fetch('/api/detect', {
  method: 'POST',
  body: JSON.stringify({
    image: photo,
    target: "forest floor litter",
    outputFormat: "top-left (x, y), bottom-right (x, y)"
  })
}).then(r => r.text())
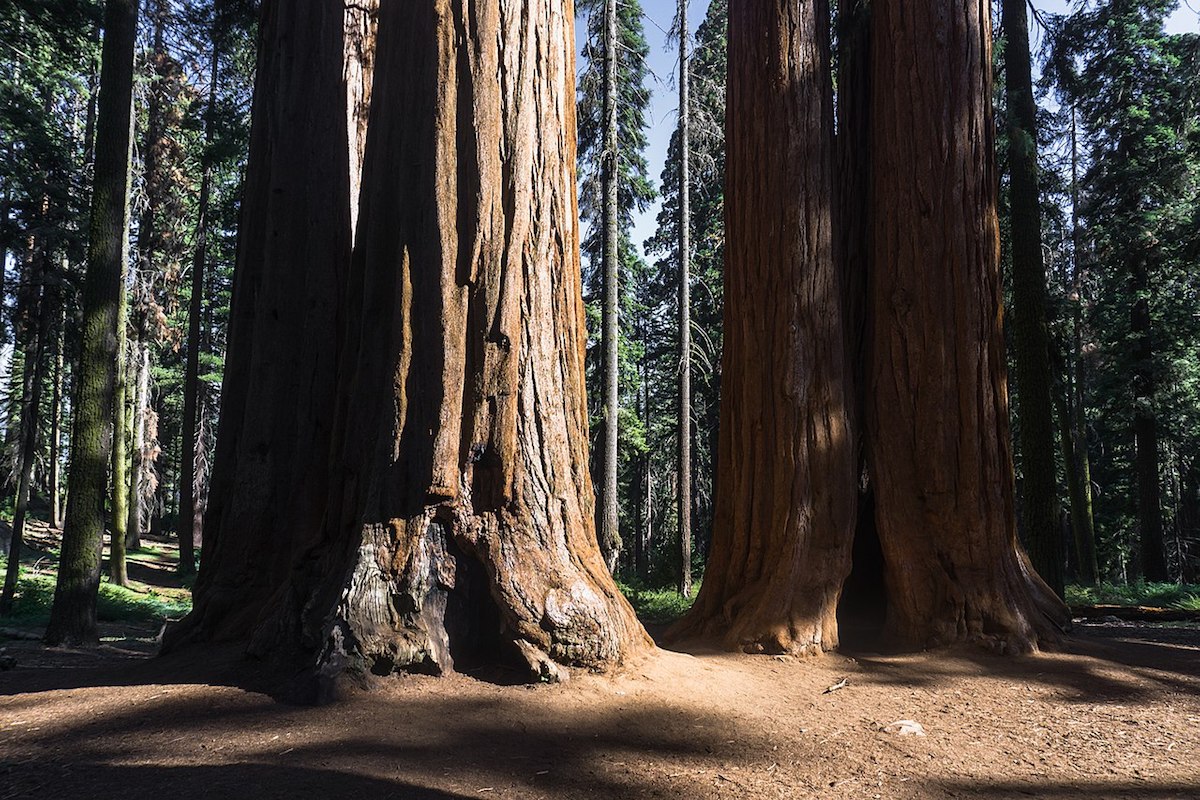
top-left (1, 612), bottom-right (1198, 799)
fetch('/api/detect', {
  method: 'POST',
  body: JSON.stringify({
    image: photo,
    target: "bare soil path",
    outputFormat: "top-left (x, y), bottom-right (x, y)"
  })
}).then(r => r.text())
top-left (1, 618), bottom-right (1198, 799)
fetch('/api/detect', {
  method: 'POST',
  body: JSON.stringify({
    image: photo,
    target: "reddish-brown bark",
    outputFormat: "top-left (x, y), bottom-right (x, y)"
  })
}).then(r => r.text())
top-left (171, 0), bottom-right (361, 644)
top-left (864, 0), bottom-right (1068, 652)
top-left (668, 0), bottom-right (857, 655)
top-left (171, 0), bottom-right (648, 694)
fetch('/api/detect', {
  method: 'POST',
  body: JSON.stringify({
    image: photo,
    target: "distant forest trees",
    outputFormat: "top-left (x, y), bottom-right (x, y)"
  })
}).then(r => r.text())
top-left (0, 0), bottom-right (1197, 679)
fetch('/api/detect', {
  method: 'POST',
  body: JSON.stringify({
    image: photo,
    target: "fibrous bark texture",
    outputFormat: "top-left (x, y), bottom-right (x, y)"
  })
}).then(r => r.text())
top-left (172, 0), bottom-right (358, 644)
top-left (865, 0), bottom-right (1068, 653)
top-left (171, 0), bottom-right (648, 694)
top-left (669, 0), bottom-right (857, 655)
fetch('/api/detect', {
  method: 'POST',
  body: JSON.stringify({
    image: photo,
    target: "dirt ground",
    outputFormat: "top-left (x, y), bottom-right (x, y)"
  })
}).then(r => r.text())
top-left (1, 618), bottom-right (1198, 800)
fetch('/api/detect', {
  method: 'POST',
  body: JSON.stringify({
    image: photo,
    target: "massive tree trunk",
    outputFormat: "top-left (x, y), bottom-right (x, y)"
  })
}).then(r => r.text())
top-left (865, 0), bottom-right (1067, 653)
top-left (45, 0), bottom-right (139, 646)
top-left (170, 0), bottom-right (647, 696)
top-left (171, 0), bottom-right (365, 643)
top-left (597, 0), bottom-right (621, 572)
top-left (1002, 0), bottom-right (1063, 598)
top-left (676, 0), bottom-right (692, 598)
top-left (669, 0), bottom-right (857, 655)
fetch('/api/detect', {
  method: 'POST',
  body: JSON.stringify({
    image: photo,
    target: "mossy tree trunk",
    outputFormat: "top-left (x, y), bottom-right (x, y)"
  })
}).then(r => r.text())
top-left (110, 254), bottom-right (130, 586)
top-left (45, 0), bottom-right (139, 646)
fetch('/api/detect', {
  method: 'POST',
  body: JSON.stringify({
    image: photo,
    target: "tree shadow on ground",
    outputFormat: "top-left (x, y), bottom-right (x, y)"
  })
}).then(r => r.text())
top-left (0, 763), bottom-right (476, 800)
top-left (2, 640), bottom-right (1198, 799)
top-left (837, 620), bottom-right (1200, 705)
top-left (935, 780), bottom-right (1199, 799)
top-left (0, 680), bottom-right (792, 799)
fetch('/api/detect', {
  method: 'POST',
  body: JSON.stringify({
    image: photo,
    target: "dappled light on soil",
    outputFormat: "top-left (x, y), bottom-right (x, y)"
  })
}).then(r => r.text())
top-left (2, 621), bottom-right (1198, 799)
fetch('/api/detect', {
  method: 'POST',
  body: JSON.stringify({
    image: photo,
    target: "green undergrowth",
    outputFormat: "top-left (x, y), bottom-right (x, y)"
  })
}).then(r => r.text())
top-left (0, 555), bottom-right (192, 632)
top-left (618, 581), bottom-right (698, 625)
top-left (1066, 582), bottom-right (1200, 611)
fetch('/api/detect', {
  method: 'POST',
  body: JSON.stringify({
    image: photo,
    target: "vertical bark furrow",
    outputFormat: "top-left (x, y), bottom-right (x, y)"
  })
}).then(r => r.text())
top-left (865, 0), bottom-right (1068, 653)
top-left (183, 0), bottom-right (647, 694)
top-left (668, 0), bottom-right (856, 656)
top-left (170, 0), bottom-right (362, 644)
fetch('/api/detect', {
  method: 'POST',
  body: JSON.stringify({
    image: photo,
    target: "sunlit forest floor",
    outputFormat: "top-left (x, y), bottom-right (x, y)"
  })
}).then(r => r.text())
top-left (1, 527), bottom-right (1199, 799)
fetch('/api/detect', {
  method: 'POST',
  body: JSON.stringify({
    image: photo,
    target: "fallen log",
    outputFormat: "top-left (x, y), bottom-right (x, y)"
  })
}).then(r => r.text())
top-left (1071, 604), bottom-right (1200, 623)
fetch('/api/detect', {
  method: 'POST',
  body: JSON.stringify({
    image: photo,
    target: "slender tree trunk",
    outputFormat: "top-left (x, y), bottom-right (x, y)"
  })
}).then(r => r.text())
top-left (864, 0), bottom-right (1068, 652)
top-left (126, 337), bottom-right (148, 550)
top-left (0, 240), bottom-right (51, 615)
top-left (1002, 0), bottom-right (1063, 597)
top-left (1065, 106), bottom-right (1098, 585)
top-left (49, 301), bottom-right (65, 530)
top-left (130, 1), bottom-right (166, 553)
top-left (638, 349), bottom-right (651, 581)
top-left (110, 256), bottom-right (130, 586)
top-left (1179, 461), bottom-right (1199, 583)
top-left (1054, 373), bottom-right (1097, 584)
top-left (597, 0), bottom-right (622, 572)
top-left (177, 29), bottom-right (224, 577)
top-left (45, 0), bottom-right (139, 647)
top-left (1131, 250), bottom-right (1168, 582)
top-left (670, 0), bottom-right (856, 655)
top-left (0, 174), bottom-right (11, 349)
top-left (676, 0), bottom-right (692, 598)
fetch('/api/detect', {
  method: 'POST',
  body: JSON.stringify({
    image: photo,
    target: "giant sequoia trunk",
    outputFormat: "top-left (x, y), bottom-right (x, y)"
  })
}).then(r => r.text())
top-left (669, 0), bottom-right (857, 655)
top-left (170, 0), bottom-right (367, 645)
top-left (170, 0), bottom-right (648, 694)
top-left (864, 0), bottom-right (1068, 652)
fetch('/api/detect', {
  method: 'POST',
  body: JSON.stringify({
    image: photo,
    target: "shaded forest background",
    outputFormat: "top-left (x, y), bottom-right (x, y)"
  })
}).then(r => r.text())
top-left (0, 0), bottom-right (1198, 617)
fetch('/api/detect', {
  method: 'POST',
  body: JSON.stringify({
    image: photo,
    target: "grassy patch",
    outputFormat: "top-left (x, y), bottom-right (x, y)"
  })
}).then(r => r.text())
top-left (1066, 582), bottom-right (1200, 611)
top-left (0, 555), bottom-right (191, 632)
top-left (618, 582), bottom-right (698, 625)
